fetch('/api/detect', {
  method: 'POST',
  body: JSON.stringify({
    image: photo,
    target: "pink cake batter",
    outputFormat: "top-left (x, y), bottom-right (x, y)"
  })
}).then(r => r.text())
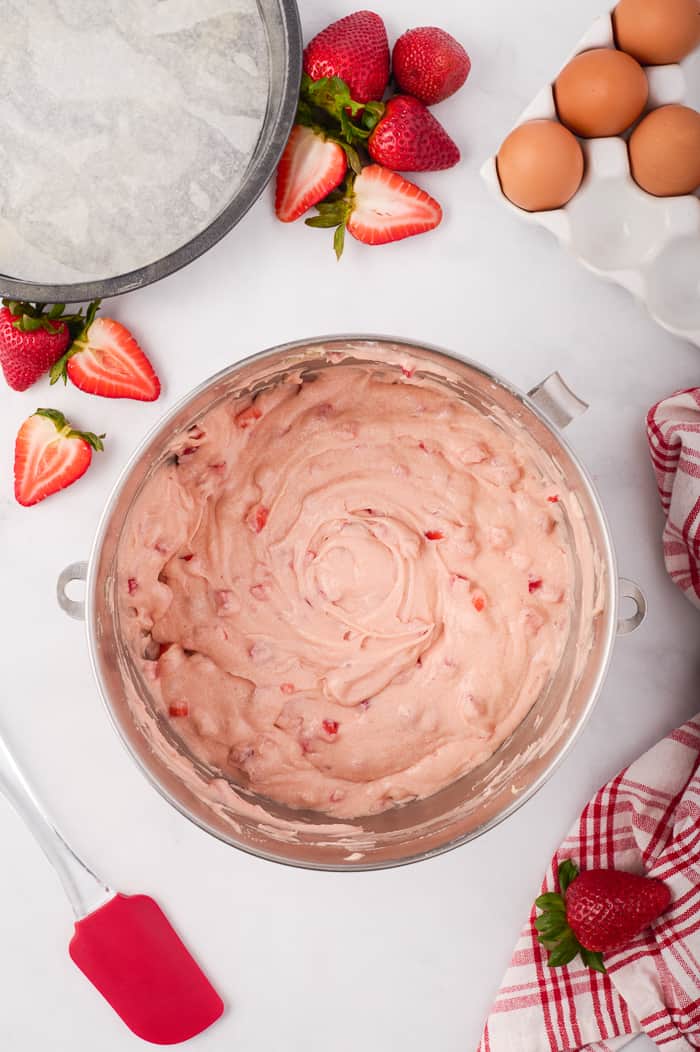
top-left (119, 365), bottom-right (573, 819)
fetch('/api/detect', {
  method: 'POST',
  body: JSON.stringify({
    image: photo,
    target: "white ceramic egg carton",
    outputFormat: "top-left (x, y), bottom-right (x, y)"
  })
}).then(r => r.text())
top-left (481, 12), bottom-right (700, 347)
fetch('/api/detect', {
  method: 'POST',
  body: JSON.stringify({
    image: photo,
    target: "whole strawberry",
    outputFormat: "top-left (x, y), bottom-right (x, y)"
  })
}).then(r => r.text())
top-left (304, 10), bottom-right (390, 103)
top-left (368, 96), bottom-right (460, 172)
top-left (535, 859), bottom-right (671, 972)
top-left (0, 301), bottom-right (83, 391)
top-left (392, 26), bottom-right (471, 105)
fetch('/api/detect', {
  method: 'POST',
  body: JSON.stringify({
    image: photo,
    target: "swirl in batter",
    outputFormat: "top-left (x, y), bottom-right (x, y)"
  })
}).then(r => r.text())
top-left (119, 365), bottom-right (573, 818)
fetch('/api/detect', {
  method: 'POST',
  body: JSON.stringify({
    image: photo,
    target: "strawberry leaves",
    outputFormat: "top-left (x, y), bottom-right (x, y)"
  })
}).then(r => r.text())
top-left (305, 174), bottom-right (354, 259)
top-left (547, 934), bottom-right (583, 968)
top-left (295, 74), bottom-right (379, 174)
top-left (2, 299), bottom-right (92, 340)
top-left (534, 859), bottom-right (607, 974)
top-left (295, 95), bottom-right (363, 176)
top-left (581, 948), bottom-right (607, 974)
top-left (299, 74), bottom-right (384, 148)
top-left (34, 408), bottom-right (105, 451)
top-left (557, 858), bottom-right (579, 894)
top-left (50, 300), bottom-right (102, 386)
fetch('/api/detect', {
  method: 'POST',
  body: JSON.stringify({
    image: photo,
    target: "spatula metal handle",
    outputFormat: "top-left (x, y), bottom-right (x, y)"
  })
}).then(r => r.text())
top-left (0, 733), bottom-right (112, 919)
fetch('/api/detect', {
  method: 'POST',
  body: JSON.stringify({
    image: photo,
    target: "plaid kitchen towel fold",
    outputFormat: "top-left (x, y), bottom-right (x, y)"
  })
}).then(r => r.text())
top-left (647, 388), bottom-right (700, 610)
top-left (479, 717), bottom-right (700, 1052)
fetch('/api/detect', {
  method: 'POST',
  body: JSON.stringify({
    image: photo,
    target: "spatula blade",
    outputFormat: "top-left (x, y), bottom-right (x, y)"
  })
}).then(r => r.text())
top-left (69, 893), bottom-right (224, 1044)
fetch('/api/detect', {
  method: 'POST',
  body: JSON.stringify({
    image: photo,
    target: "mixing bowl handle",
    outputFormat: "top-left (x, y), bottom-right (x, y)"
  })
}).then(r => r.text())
top-left (57, 561), bottom-right (88, 620)
top-left (528, 372), bottom-right (589, 429)
top-left (617, 577), bottom-right (647, 635)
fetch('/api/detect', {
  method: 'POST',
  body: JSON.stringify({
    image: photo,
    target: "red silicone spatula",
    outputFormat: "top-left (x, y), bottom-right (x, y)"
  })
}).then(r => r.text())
top-left (0, 732), bottom-right (224, 1043)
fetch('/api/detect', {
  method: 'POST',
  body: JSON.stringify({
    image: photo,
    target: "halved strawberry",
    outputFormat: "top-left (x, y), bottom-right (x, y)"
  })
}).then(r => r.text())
top-left (307, 165), bottom-right (442, 256)
top-left (51, 301), bottom-right (160, 401)
top-left (275, 124), bottom-right (347, 223)
top-left (349, 166), bottom-right (442, 245)
top-left (14, 408), bottom-right (104, 507)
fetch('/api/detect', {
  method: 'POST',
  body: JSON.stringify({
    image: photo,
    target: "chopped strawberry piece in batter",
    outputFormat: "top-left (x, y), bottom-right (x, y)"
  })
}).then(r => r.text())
top-left (280, 683), bottom-right (295, 694)
top-left (127, 577), bottom-right (138, 595)
top-left (215, 590), bottom-right (233, 612)
top-left (322, 719), bottom-right (339, 736)
top-left (472, 595), bottom-right (485, 612)
top-left (236, 404), bottom-right (262, 429)
top-left (425, 530), bottom-right (444, 540)
top-left (528, 577), bottom-right (543, 593)
top-left (168, 703), bottom-right (189, 717)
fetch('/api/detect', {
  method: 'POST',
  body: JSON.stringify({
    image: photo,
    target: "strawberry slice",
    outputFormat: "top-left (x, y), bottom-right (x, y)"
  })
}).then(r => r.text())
top-left (275, 125), bottom-right (347, 223)
top-left (14, 408), bottom-right (104, 507)
top-left (307, 165), bottom-right (442, 256)
top-left (51, 301), bottom-right (160, 401)
top-left (350, 167), bottom-right (443, 244)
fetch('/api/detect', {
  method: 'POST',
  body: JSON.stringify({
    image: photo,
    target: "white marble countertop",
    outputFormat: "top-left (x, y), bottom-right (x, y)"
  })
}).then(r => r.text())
top-left (1, 1), bottom-right (698, 1049)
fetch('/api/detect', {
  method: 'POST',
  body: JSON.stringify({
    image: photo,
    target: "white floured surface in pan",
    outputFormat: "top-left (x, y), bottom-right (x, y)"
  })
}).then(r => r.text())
top-left (0, 0), bottom-right (270, 283)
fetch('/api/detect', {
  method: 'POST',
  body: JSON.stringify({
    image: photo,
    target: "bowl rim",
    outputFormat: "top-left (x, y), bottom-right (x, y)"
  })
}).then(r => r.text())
top-left (84, 334), bottom-right (619, 871)
top-left (0, 0), bottom-right (303, 304)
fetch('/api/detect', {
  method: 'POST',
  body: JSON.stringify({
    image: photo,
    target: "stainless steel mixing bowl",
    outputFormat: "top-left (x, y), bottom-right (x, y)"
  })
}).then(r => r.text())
top-left (58, 337), bottom-right (645, 870)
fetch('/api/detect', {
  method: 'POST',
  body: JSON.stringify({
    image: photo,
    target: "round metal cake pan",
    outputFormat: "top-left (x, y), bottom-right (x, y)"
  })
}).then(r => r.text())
top-left (0, 0), bottom-right (302, 305)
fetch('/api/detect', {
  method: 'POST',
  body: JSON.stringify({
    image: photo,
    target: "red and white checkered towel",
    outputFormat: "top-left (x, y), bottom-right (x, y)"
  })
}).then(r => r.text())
top-left (478, 389), bottom-right (700, 1050)
top-left (647, 388), bottom-right (700, 609)
top-left (478, 718), bottom-right (700, 1051)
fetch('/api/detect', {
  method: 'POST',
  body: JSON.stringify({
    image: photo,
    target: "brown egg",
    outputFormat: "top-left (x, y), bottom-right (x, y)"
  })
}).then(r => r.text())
top-left (614, 0), bottom-right (700, 65)
top-left (629, 104), bottom-right (700, 195)
top-left (496, 120), bottom-right (585, 212)
top-left (554, 48), bottom-right (648, 137)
